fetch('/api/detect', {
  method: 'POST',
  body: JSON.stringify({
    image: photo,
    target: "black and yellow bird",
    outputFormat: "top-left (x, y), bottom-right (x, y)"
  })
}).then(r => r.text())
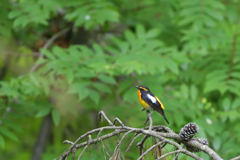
top-left (135, 85), bottom-right (169, 124)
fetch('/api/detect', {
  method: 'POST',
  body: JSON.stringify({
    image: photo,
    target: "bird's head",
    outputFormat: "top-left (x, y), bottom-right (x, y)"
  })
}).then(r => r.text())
top-left (135, 85), bottom-right (150, 92)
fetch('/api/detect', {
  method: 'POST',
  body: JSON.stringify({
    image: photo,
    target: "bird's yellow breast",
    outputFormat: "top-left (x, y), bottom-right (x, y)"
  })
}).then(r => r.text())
top-left (138, 90), bottom-right (152, 110)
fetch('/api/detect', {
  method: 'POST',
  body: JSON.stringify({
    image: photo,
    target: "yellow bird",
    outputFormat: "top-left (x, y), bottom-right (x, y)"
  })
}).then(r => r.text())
top-left (136, 85), bottom-right (169, 124)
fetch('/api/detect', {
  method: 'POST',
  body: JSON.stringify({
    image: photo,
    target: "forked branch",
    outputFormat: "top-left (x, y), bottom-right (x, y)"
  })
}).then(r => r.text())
top-left (56, 110), bottom-right (232, 160)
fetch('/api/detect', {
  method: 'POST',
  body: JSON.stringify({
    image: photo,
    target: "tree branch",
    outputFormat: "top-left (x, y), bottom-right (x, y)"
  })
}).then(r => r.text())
top-left (230, 155), bottom-right (240, 160)
top-left (56, 111), bottom-right (232, 160)
top-left (137, 141), bottom-right (165, 160)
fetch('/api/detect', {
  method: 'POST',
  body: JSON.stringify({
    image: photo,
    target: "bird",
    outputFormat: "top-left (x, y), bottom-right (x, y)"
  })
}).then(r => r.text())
top-left (135, 85), bottom-right (169, 124)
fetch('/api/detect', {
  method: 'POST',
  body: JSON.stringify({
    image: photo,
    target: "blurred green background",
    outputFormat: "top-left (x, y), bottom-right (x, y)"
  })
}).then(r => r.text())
top-left (0, 0), bottom-right (240, 159)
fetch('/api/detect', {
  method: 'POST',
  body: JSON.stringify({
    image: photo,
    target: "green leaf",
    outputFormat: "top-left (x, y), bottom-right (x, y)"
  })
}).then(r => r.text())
top-left (228, 86), bottom-right (240, 97)
top-left (29, 74), bottom-right (40, 87)
top-left (51, 108), bottom-right (61, 126)
top-left (180, 84), bottom-right (189, 99)
top-left (89, 90), bottom-right (100, 104)
top-left (98, 74), bottom-right (117, 85)
top-left (204, 74), bottom-right (227, 93)
top-left (136, 24), bottom-right (145, 38)
top-left (230, 72), bottom-right (240, 79)
top-left (166, 59), bottom-right (179, 74)
top-left (213, 136), bottom-right (221, 150)
top-left (93, 82), bottom-right (111, 94)
top-left (36, 107), bottom-right (52, 118)
top-left (0, 127), bottom-right (19, 142)
top-left (228, 79), bottom-right (240, 88)
top-left (52, 46), bottom-right (69, 60)
top-left (93, 44), bottom-right (104, 55)
top-left (204, 7), bottom-right (223, 21)
top-left (208, 1), bottom-right (225, 10)
top-left (66, 70), bottom-right (74, 84)
top-left (222, 97), bottom-right (231, 111)
top-left (1, 119), bottom-right (22, 132)
top-left (124, 30), bottom-right (135, 44)
top-left (123, 87), bottom-right (136, 103)
top-left (75, 70), bottom-right (95, 78)
top-left (0, 135), bottom-right (5, 148)
top-left (8, 10), bottom-right (22, 19)
top-left (232, 98), bottom-right (240, 109)
top-left (67, 81), bottom-right (91, 94)
top-left (118, 79), bottom-right (133, 94)
top-left (190, 85), bottom-right (198, 101)
top-left (40, 49), bottom-right (55, 60)
top-left (146, 28), bottom-right (161, 38)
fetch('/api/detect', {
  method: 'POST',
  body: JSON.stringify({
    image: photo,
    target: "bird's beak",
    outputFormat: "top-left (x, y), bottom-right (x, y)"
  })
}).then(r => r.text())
top-left (135, 86), bottom-right (139, 89)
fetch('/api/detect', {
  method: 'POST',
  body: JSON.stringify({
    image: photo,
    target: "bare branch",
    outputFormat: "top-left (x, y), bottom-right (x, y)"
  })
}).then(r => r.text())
top-left (77, 145), bottom-right (88, 160)
top-left (136, 135), bottom-right (150, 147)
top-left (100, 139), bottom-right (110, 159)
top-left (126, 133), bottom-right (143, 152)
top-left (57, 111), bottom-right (225, 160)
top-left (185, 139), bottom-right (223, 160)
top-left (98, 110), bottom-right (113, 126)
top-left (113, 117), bottom-right (124, 127)
top-left (115, 130), bottom-right (135, 151)
top-left (77, 135), bottom-right (92, 160)
top-left (173, 152), bottom-right (180, 160)
top-left (156, 150), bottom-right (182, 160)
top-left (137, 141), bottom-right (165, 160)
top-left (96, 129), bottom-right (104, 141)
top-left (143, 110), bottom-right (153, 130)
top-left (63, 140), bottom-right (74, 145)
top-left (230, 155), bottom-right (240, 160)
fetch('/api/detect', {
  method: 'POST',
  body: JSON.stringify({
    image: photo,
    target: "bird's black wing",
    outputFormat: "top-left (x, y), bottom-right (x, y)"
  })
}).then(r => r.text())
top-left (141, 92), bottom-right (169, 124)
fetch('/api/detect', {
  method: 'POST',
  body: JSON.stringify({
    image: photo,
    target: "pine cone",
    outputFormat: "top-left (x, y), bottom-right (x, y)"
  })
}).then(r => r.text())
top-left (179, 123), bottom-right (199, 140)
top-left (186, 146), bottom-right (200, 153)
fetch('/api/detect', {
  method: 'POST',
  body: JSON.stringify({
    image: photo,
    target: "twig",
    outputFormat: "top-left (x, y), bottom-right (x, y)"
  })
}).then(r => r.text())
top-left (63, 140), bottom-right (74, 145)
top-left (115, 130), bottom-right (134, 151)
top-left (173, 152), bottom-right (180, 160)
top-left (77, 145), bottom-right (88, 160)
top-left (98, 110), bottom-right (113, 126)
top-left (136, 135), bottom-right (150, 147)
top-left (126, 133), bottom-right (143, 152)
top-left (156, 150), bottom-right (182, 160)
top-left (72, 147), bottom-right (76, 160)
top-left (139, 143), bottom-right (144, 160)
top-left (100, 138), bottom-right (110, 159)
top-left (157, 126), bottom-right (175, 134)
top-left (113, 117), bottom-right (124, 127)
top-left (96, 129), bottom-right (103, 141)
top-left (110, 148), bottom-right (122, 160)
top-left (77, 135), bottom-right (91, 160)
top-left (144, 110), bottom-right (153, 130)
top-left (30, 27), bottom-right (70, 72)
top-left (144, 116), bottom-right (149, 125)
top-left (137, 141), bottom-right (165, 160)
top-left (146, 136), bottom-right (151, 160)
top-left (230, 155), bottom-right (240, 160)
top-left (186, 139), bottom-right (223, 160)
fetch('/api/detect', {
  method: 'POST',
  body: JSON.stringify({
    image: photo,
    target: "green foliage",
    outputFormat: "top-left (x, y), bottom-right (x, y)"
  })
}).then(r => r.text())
top-left (9, 0), bottom-right (60, 28)
top-left (0, 0), bottom-right (240, 159)
top-left (64, 0), bottom-right (119, 29)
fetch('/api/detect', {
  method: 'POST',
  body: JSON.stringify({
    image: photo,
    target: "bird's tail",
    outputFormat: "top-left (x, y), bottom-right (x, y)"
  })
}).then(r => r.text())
top-left (155, 108), bottom-right (169, 124)
top-left (163, 114), bottom-right (169, 124)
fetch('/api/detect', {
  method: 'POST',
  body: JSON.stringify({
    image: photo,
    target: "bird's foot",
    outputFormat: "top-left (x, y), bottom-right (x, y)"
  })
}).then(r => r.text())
top-left (147, 111), bottom-right (154, 118)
